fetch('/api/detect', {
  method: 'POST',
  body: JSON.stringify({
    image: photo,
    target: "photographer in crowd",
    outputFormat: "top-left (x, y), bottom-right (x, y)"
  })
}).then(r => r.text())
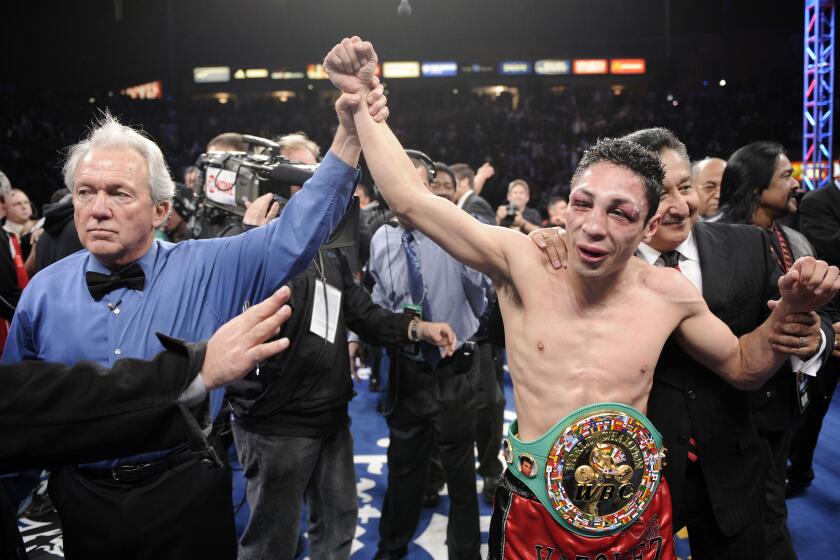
top-left (495, 178), bottom-right (542, 232)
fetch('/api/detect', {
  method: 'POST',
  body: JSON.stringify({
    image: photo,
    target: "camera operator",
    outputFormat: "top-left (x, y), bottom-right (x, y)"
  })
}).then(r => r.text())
top-left (495, 178), bottom-right (542, 233)
top-left (160, 185), bottom-right (198, 243)
top-left (225, 170), bottom-right (458, 560)
top-left (192, 133), bottom-right (253, 240)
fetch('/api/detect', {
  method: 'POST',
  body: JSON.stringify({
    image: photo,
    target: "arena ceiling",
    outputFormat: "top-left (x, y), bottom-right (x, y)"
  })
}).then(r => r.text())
top-left (3, 0), bottom-right (803, 93)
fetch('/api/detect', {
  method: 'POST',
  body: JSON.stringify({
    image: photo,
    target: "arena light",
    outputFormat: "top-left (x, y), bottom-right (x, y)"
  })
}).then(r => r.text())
top-left (460, 63), bottom-right (494, 74)
top-left (383, 61), bottom-right (421, 78)
top-left (120, 80), bottom-right (163, 100)
top-left (233, 69), bottom-right (246, 80)
top-left (271, 70), bottom-right (305, 80)
top-left (193, 66), bottom-right (231, 83)
top-left (499, 61), bottom-right (532, 75)
top-left (244, 69), bottom-right (269, 79)
top-left (719, 79), bottom-right (727, 86)
top-left (573, 59), bottom-right (608, 75)
top-left (272, 90), bottom-right (296, 102)
top-left (535, 59), bottom-right (571, 75)
top-left (306, 64), bottom-right (329, 80)
top-left (421, 61), bottom-right (457, 77)
top-left (610, 59), bottom-right (646, 74)
top-left (214, 93), bottom-right (231, 104)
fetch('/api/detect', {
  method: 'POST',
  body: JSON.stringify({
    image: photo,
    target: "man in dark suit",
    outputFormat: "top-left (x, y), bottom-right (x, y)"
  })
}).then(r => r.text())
top-left (1, 287), bottom-right (293, 559)
top-left (631, 130), bottom-right (831, 559)
top-left (787, 179), bottom-right (840, 494)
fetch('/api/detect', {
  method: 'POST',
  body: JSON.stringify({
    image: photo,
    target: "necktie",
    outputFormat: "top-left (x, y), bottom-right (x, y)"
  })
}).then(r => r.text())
top-left (659, 250), bottom-right (681, 270)
top-left (86, 263), bottom-right (146, 301)
top-left (658, 249), bottom-right (699, 461)
top-left (771, 224), bottom-right (794, 273)
top-left (401, 231), bottom-right (440, 368)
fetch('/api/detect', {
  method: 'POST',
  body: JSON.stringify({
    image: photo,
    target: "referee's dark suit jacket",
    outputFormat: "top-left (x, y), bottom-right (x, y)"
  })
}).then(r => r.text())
top-left (647, 220), bottom-right (832, 536)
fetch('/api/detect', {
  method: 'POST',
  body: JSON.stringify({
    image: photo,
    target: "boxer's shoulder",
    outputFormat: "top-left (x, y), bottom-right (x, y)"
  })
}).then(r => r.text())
top-left (637, 260), bottom-right (703, 307)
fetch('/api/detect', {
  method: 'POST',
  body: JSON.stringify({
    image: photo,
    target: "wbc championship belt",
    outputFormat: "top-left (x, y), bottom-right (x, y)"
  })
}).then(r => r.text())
top-left (505, 403), bottom-right (666, 537)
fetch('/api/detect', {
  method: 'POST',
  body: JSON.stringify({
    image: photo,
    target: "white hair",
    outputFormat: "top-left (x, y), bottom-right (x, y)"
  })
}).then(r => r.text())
top-left (277, 132), bottom-right (321, 161)
top-left (62, 111), bottom-right (175, 204)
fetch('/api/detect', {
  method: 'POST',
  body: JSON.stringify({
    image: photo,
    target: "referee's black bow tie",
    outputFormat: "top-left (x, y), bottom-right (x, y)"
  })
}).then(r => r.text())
top-left (86, 263), bottom-right (145, 300)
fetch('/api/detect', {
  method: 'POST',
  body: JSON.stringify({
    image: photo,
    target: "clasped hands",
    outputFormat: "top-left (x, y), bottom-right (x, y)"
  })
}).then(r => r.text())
top-left (323, 36), bottom-right (389, 127)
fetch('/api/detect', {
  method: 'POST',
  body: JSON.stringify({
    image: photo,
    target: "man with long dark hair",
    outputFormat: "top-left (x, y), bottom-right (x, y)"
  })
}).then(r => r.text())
top-left (717, 141), bottom-right (832, 560)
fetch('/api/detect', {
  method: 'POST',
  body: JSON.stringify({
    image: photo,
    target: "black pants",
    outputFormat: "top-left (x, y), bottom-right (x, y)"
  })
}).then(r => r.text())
top-left (48, 453), bottom-right (236, 560)
top-left (758, 428), bottom-right (797, 560)
top-left (1, 487), bottom-right (26, 559)
top-left (474, 341), bottom-right (505, 479)
top-left (378, 356), bottom-right (480, 559)
top-left (681, 461), bottom-right (765, 559)
top-left (428, 343), bottom-right (504, 493)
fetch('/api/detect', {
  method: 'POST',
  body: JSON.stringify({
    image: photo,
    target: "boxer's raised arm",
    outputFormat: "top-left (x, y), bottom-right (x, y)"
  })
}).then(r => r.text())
top-left (324, 37), bottom-right (514, 281)
top-left (350, 97), bottom-right (511, 279)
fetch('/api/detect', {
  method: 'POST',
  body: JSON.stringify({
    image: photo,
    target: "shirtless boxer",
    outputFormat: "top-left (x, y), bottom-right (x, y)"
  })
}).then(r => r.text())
top-left (322, 37), bottom-right (840, 560)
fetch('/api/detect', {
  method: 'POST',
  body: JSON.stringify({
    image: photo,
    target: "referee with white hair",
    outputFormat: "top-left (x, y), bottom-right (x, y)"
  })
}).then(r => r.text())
top-left (2, 78), bottom-right (387, 560)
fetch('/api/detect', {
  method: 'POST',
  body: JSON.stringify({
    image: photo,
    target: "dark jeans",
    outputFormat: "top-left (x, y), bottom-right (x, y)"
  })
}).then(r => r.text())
top-left (378, 356), bottom-right (480, 559)
top-left (474, 342), bottom-right (505, 478)
top-left (681, 461), bottom-right (765, 559)
top-left (233, 421), bottom-right (357, 560)
top-left (48, 455), bottom-right (236, 560)
top-left (759, 428), bottom-right (797, 560)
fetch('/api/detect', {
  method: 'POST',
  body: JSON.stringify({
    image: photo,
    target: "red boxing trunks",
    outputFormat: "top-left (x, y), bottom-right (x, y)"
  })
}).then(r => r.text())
top-left (488, 403), bottom-right (674, 559)
top-left (488, 471), bottom-right (674, 560)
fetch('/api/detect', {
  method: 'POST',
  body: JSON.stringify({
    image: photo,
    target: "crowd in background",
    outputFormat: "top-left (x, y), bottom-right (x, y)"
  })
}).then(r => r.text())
top-left (1, 80), bottom-right (803, 219)
top-left (1, 73), bottom-right (838, 560)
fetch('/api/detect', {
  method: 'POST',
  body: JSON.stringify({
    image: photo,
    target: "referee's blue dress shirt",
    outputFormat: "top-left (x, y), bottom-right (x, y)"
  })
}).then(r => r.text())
top-left (1, 151), bottom-right (358, 466)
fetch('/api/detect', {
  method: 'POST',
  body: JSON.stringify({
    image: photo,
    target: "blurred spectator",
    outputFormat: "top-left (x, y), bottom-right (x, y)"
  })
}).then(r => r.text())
top-left (0, 171), bottom-right (11, 222)
top-left (3, 189), bottom-right (40, 261)
top-left (430, 163), bottom-right (457, 202)
top-left (692, 157), bottom-right (726, 219)
top-left (449, 163), bottom-right (494, 224)
top-left (32, 188), bottom-right (83, 274)
top-left (546, 194), bottom-right (568, 227)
